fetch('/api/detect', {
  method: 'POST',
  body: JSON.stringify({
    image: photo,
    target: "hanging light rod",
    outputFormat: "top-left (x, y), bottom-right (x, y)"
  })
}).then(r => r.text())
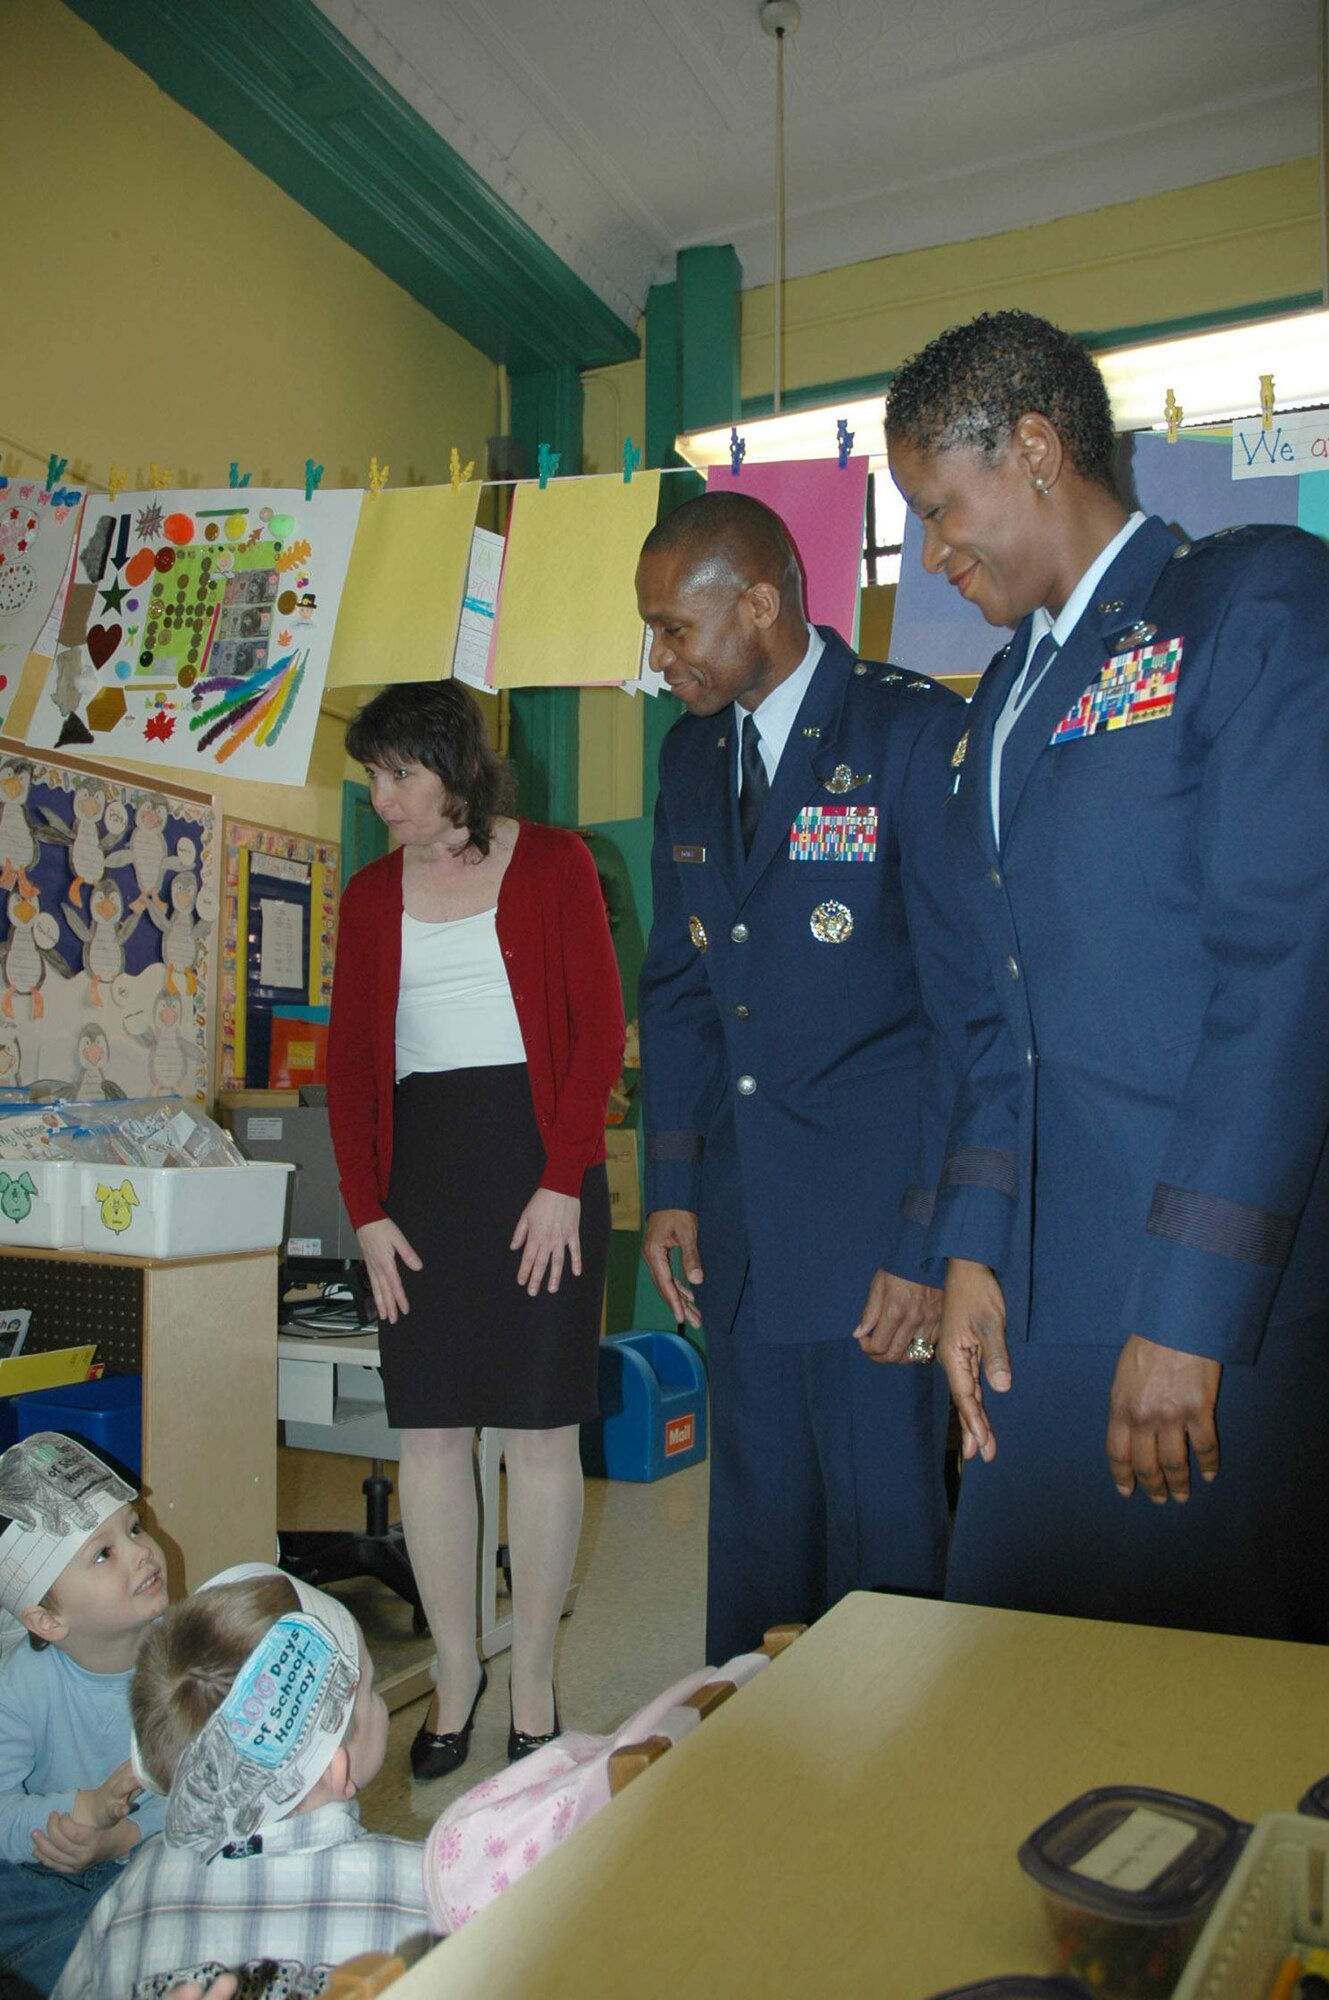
top-left (759, 0), bottom-right (800, 415)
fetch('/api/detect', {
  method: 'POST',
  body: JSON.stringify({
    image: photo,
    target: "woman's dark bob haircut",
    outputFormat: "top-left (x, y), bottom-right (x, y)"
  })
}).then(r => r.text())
top-left (885, 309), bottom-right (1119, 495)
top-left (346, 679), bottom-right (515, 856)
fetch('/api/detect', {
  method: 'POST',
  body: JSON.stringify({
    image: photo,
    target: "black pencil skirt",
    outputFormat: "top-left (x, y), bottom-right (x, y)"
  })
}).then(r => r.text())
top-left (380, 1064), bottom-right (609, 1430)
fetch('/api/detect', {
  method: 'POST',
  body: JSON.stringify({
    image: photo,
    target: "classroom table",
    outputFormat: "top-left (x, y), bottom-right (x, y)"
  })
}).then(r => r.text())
top-left (387, 1590), bottom-right (1329, 1999)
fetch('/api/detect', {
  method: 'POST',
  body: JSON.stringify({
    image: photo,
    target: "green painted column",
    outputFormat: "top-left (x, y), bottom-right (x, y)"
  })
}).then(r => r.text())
top-left (677, 244), bottom-right (741, 433)
top-left (506, 364), bottom-right (585, 825)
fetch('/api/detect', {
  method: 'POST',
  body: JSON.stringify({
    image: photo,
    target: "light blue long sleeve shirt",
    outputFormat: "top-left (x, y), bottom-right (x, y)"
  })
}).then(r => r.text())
top-left (0, 1640), bottom-right (165, 1864)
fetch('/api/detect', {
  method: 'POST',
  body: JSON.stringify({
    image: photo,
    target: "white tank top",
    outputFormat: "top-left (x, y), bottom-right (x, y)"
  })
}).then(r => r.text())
top-left (394, 907), bottom-right (526, 1081)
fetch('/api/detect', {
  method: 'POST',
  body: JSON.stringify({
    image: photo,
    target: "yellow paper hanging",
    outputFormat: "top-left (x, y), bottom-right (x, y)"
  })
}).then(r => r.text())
top-left (491, 472), bottom-right (662, 689)
top-left (326, 483), bottom-right (482, 689)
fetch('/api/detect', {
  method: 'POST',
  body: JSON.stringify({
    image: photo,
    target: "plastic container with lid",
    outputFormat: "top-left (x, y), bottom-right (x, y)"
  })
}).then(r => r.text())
top-left (1017, 1786), bottom-right (1249, 2000)
top-left (1299, 1774), bottom-right (1329, 1819)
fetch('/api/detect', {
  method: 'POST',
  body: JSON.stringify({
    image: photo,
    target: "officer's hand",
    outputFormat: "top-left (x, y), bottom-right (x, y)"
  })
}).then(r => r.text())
top-left (852, 1269), bottom-right (942, 1364)
top-left (642, 1209), bottom-right (703, 1330)
top-left (1106, 1335), bottom-right (1221, 1503)
top-left (937, 1258), bottom-right (1010, 1462)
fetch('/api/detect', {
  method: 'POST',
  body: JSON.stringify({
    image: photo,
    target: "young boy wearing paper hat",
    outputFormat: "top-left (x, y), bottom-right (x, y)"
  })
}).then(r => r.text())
top-left (0, 1431), bottom-right (169, 1996)
top-left (54, 1563), bottom-right (430, 2000)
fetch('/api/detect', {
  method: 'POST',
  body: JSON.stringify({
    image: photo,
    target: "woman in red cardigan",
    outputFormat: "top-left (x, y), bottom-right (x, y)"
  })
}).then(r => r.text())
top-left (328, 680), bottom-right (624, 1777)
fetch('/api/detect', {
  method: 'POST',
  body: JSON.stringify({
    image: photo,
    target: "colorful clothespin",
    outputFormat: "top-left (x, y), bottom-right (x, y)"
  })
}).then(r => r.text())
top-left (107, 465), bottom-right (129, 503)
top-left (1163, 388), bottom-right (1182, 444)
top-left (2, 452), bottom-right (23, 479)
top-left (1259, 374), bottom-right (1275, 432)
top-left (149, 462), bottom-right (172, 489)
top-left (229, 461), bottom-right (252, 489)
top-left (622, 437), bottom-right (642, 484)
top-left (537, 443), bottom-right (560, 489)
top-left (835, 419), bottom-right (855, 469)
top-left (46, 453), bottom-right (68, 492)
top-left (304, 459), bottom-right (324, 502)
top-left (368, 456), bottom-right (389, 500)
top-left (449, 447), bottom-right (474, 492)
top-left (728, 427), bottom-right (746, 476)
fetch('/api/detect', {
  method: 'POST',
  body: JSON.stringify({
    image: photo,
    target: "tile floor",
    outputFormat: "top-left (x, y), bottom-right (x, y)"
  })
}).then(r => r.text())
top-left (278, 1444), bottom-right (709, 1841)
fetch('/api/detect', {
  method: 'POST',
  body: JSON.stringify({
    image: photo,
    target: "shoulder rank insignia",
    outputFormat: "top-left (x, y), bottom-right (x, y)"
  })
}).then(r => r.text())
top-left (823, 764), bottom-right (870, 794)
top-left (950, 729), bottom-right (969, 770)
top-left (688, 916), bottom-right (708, 952)
top-left (810, 899), bottom-right (853, 943)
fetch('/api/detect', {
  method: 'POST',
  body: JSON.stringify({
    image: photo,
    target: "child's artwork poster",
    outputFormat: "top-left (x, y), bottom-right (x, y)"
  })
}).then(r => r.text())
top-left (22, 487), bottom-right (362, 786)
top-left (0, 740), bottom-right (217, 1102)
top-left (0, 475), bottom-right (86, 735)
top-left (218, 821), bottom-right (338, 1091)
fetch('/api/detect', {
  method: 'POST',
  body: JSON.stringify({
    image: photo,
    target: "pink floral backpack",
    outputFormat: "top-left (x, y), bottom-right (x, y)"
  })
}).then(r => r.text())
top-left (422, 1649), bottom-right (776, 1932)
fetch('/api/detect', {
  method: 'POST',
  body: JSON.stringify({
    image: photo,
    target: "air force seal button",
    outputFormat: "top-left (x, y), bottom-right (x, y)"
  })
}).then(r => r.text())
top-left (810, 900), bottom-right (853, 943)
top-left (688, 916), bottom-right (708, 952)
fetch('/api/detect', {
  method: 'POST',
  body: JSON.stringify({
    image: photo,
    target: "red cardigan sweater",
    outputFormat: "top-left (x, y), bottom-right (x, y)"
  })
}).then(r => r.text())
top-left (327, 822), bottom-right (625, 1229)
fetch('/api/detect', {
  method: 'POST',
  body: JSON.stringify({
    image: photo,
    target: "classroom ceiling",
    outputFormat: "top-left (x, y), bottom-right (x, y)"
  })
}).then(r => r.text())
top-left (310, 0), bottom-right (1319, 327)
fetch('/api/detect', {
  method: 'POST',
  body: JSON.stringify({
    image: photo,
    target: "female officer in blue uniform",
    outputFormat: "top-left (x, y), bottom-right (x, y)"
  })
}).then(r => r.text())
top-left (886, 309), bottom-right (1329, 1640)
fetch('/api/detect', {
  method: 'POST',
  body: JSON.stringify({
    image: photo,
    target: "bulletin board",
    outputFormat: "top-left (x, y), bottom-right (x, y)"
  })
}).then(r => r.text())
top-left (0, 737), bottom-right (217, 1102)
top-left (218, 820), bottom-right (338, 1091)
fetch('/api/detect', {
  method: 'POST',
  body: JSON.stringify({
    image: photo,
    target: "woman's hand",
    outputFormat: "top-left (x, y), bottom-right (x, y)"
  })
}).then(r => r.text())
top-left (355, 1217), bottom-right (423, 1325)
top-left (510, 1189), bottom-right (582, 1296)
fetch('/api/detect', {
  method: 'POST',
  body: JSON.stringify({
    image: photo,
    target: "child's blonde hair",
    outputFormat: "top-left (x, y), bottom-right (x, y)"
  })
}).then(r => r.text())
top-left (131, 1573), bottom-right (299, 1793)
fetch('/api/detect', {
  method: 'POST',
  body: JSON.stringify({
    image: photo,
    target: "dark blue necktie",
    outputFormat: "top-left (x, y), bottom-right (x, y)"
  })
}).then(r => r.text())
top-left (739, 713), bottom-right (769, 855)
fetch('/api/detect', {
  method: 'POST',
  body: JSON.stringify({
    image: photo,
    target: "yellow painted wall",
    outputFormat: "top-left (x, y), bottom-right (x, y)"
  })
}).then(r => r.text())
top-left (5, 0), bottom-right (498, 842)
top-left (742, 160), bottom-right (1321, 402)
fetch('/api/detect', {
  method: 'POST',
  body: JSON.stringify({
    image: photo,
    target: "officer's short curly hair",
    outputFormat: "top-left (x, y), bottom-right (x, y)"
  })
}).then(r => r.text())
top-left (885, 310), bottom-right (1118, 492)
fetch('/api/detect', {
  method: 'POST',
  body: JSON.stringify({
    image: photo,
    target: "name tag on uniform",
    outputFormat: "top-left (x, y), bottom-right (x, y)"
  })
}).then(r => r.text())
top-left (788, 804), bottom-right (878, 862)
top-left (1051, 636), bottom-right (1183, 744)
top-left (672, 843), bottom-right (706, 864)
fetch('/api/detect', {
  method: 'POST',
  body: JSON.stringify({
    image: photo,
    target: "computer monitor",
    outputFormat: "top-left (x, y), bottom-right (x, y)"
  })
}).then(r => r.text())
top-left (232, 1102), bottom-right (360, 1269)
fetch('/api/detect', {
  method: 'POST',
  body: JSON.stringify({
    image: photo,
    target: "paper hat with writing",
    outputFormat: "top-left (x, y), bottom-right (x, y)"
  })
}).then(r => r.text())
top-left (0, 1432), bottom-right (135, 1617)
top-left (159, 1562), bottom-right (362, 1862)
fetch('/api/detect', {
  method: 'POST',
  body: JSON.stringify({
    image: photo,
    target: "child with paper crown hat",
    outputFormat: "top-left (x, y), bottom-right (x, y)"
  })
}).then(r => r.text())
top-left (0, 1431), bottom-right (170, 1997)
top-left (54, 1562), bottom-right (431, 2000)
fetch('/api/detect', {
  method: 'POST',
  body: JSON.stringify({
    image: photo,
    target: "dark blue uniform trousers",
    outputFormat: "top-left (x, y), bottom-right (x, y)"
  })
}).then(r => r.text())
top-left (946, 1314), bottom-right (1329, 1642)
top-left (704, 1282), bottom-right (950, 1662)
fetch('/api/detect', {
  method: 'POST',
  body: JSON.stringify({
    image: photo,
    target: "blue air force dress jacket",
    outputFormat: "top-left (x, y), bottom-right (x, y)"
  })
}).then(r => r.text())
top-left (926, 517), bottom-right (1329, 1364)
top-left (640, 626), bottom-right (961, 1346)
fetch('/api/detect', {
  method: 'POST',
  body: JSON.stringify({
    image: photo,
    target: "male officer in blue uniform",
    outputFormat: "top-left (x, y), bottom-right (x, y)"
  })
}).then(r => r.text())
top-left (636, 491), bottom-right (960, 1660)
top-left (886, 308), bottom-right (1329, 1641)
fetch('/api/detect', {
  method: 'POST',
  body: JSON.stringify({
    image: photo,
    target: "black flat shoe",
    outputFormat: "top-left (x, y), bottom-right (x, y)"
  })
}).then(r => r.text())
top-left (410, 1667), bottom-right (488, 1781)
top-left (508, 1694), bottom-right (560, 1764)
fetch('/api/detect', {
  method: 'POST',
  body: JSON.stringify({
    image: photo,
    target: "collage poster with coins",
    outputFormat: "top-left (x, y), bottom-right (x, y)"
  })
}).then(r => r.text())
top-left (22, 487), bottom-right (363, 786)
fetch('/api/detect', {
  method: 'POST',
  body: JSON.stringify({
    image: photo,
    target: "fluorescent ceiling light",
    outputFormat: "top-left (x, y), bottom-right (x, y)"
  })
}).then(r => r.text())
top-left (676, 309), bottom-right (1329, 474)
top-left (1098, 309), bottom-right (1329, 430)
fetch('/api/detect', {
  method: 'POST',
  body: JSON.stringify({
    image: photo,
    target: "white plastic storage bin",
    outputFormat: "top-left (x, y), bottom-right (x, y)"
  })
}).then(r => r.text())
top-left (0, 1160), bottom-right (83, 1249)
top-left (78, 1161), bottom-right (293, 1259)
top-left (1174, 1812), bottom-right (1329, 1998)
